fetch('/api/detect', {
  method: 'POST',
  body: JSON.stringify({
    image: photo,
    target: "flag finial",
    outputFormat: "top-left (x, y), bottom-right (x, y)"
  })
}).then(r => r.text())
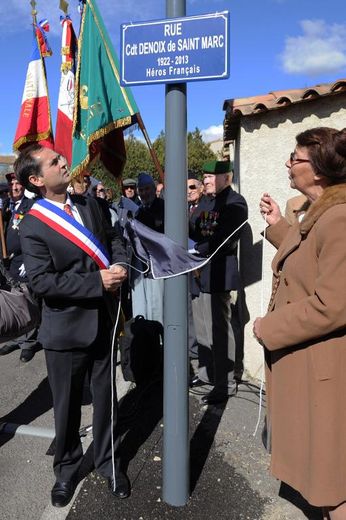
top-left (59, 0), bottom-right (69, 14)
top-left (30, 0), bottom-right (37, 17)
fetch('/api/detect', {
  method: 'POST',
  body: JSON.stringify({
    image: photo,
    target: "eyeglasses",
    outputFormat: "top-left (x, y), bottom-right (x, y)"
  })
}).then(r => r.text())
top-left (188, 184), bottom-right (198, 190)
top-left (289, 152), bottom-right (311, 165)
top-left (124, 185), bottom-right (135, 189)
top-left (96, 189), bottom-right (105, 193)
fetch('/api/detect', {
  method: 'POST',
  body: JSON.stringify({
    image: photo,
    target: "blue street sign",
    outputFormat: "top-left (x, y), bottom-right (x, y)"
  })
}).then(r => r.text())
top-left (120, 12), bottom-right (229, 86)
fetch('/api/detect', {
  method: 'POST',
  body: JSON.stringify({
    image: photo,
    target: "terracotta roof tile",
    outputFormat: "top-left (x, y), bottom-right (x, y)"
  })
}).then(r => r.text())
top-left (0, 155), bottom-right (16, 165)
top-left (223, 78), bottom-right (346, 140)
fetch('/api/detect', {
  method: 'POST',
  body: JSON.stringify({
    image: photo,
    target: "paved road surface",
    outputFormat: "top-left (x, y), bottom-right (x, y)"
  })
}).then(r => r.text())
top-left (0, 350), bottom-right (322, 520)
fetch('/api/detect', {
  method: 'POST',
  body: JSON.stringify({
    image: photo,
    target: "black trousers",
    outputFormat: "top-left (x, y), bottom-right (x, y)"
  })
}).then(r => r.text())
top-left (45, 320), bottom-right (119, 482)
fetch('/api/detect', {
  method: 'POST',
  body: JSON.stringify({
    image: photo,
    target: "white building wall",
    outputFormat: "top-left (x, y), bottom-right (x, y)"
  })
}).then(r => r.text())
top-left (236, 95), bottom-right (346, 379)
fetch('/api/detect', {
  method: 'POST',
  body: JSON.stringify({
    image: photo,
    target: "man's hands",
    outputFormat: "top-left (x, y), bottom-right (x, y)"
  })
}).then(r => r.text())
top-left (100, 265), bottom-right (127, 292)
top-left (259, 193), bottom-right (282, 226)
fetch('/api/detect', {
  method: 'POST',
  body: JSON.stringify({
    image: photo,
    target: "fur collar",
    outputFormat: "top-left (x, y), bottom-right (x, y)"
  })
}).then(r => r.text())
top-left (300, 184), bottom-right (346, 235)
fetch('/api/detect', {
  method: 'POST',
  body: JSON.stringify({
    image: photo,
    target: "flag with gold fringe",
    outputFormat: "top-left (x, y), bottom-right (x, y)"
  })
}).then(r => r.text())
top-left (13, 19), bottom-right (54, 151)
top-left (55, 14), bottom-right (78, 165)
top-left (71, 0), bottom-right (139, 181)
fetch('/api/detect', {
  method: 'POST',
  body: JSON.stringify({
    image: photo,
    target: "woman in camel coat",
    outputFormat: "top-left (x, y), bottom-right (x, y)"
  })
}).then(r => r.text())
top-left (255, 127), bottom-right (346, 520)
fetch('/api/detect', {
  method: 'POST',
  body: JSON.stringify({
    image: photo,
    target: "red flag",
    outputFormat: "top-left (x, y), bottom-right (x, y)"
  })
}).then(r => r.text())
top-left (13, 25), bottom-right (54, 151)
top-left (55, 15), bottom-right (77, 165)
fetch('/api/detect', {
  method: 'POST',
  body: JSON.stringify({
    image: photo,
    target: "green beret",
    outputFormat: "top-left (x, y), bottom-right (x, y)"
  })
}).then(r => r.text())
top-left (202, 160), bottom-right (231, 174)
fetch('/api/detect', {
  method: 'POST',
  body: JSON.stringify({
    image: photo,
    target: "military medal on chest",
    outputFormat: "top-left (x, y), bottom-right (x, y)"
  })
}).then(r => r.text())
top-left (12, 212), bottom-right (25, 230)
top-left (200, 210), bottom-right (219, 236)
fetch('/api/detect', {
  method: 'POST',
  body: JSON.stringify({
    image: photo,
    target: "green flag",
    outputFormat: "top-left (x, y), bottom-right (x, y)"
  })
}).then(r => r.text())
top-left (71, 0), bottom-right (139, 180)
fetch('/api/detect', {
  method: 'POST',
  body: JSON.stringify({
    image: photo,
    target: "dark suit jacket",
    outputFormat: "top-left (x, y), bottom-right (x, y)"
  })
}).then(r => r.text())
top-left (189, 187), bottom-right (248, 294)
top-left (20, 195), bottom-right (127, 350)
top-left (136, 197), bottom-right (164, 233)
top-left (2, 196), bottom-right (35, 281)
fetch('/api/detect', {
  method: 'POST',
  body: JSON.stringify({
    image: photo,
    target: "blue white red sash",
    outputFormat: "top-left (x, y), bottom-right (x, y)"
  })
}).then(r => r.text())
top-left (28, 199), bottom-right (110, 269)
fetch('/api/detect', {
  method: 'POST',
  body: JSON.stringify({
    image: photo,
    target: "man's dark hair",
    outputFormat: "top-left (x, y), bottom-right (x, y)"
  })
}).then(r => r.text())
top-left (14, 143), bottom-right (44, 194)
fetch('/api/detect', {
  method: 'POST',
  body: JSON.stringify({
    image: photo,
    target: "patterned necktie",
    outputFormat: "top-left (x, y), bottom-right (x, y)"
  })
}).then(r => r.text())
top-left (63, 203), bottom-right (74, 219)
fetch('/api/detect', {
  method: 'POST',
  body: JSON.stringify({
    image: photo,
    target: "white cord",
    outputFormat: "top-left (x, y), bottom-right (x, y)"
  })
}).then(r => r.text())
top-left (111, 260), bottom-right (149, 275)
top-left (110, 288), bottom-right (122, 491)
top-left (253, 215), bottom-right (267, 437)
top-left (150, 219), bottom-right (249, 280)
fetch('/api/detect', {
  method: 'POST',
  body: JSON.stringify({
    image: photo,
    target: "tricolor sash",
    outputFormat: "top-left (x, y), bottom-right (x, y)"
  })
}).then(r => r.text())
top-left (28, 199), bottom-right (110, 269)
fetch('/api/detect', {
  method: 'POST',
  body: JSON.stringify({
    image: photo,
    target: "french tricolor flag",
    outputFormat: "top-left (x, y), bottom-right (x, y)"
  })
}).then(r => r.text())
top-left (13, 27), bottom-right (54, 151)
top-left (55, 15), bottom-right (77, 166)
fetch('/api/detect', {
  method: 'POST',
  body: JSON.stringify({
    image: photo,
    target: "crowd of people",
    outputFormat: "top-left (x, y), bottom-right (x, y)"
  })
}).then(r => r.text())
top-left (0, 126), bottom-right (346, 518)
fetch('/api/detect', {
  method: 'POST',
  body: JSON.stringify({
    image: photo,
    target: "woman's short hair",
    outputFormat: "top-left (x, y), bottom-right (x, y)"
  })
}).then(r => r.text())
top-left (296, 127), bottom-right (346, 185)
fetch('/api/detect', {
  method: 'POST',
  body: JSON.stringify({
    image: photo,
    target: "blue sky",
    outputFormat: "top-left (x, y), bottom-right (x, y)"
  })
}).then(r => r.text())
top-left (1, 0), bottom-right (345, 155)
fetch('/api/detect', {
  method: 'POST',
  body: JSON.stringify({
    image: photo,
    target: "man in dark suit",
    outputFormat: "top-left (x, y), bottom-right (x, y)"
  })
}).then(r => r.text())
top-left (136, 172), bottom-right (164, 233)
top-left (187, 171), bottom-right (205, 360)
top-left (15, 144), bottom-right (130, 508)
top-left (189, 161), bottom-right (248, 405)
top-left (187, 170), bottom-right (204, 215)
top-left (0, 169), bottom-right (41, 362)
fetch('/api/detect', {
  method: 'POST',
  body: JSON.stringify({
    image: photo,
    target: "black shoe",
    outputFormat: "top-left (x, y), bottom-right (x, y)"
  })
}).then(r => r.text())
top-left (51, 480), bottom-right (77, 508)
top-left (108, 472), bottom-right (131, 499)
top-left (20, 349), bottom-right (36, 363)
top-left (189, 375), bottom-right (207, 388)
top-left (0, 343), bottom-right (20, 356)
top-left (201, 392), bottom-right (228, 405)
top-left (201, 385), bottom-right (237, 405)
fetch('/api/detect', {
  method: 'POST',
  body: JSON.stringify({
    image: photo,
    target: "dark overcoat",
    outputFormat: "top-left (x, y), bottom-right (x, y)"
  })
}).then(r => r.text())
top-left (2, 196), bottom-right (34, 281)
top-left (189, 186), bottom-right (248, 294)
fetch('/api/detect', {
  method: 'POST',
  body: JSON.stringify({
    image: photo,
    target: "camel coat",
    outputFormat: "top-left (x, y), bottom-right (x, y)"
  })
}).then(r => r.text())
top-left (261, 184), bottom-right (346, 507)
top-left (284, 194), bottom-right (310, 225)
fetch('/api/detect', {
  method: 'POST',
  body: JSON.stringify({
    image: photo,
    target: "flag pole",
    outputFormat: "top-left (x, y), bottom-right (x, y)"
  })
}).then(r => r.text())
top-left (137, 113), bottom-right (165, 182)
top-left (0, 210), bottom-right (7, 259)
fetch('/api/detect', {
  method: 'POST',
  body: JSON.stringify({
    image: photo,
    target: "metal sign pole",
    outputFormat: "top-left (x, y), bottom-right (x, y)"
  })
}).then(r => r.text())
top-left (162, 0), bottom-right (189, 507)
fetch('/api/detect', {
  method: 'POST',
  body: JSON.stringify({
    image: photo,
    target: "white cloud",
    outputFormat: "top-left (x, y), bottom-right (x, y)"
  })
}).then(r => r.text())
top-left (281, 19), bottom-right (346, 76)
top-left (201, 125), bottom-right (223, 142)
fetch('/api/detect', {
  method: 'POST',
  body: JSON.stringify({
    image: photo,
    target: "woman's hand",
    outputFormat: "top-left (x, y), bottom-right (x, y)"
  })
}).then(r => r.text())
top-left (253, 317), bottom-right (265, 346)
top-left (259, 193), bottom-right (282, 226)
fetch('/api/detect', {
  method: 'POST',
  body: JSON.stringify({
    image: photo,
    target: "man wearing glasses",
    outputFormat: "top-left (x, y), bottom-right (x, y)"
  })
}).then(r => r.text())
top-left (187, 171), bottom-right (205, 360)
top-left (189, 160), bottom-right (248, 405)
top-left (187, 171), bottom-right (204, 215)
top-left (121, 178), bottom-right (141, 206)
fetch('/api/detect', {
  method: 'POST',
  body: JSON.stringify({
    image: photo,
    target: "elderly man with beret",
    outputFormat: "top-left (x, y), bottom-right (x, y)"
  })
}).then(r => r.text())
top-left (189, 160), bottom-right (248, 405)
